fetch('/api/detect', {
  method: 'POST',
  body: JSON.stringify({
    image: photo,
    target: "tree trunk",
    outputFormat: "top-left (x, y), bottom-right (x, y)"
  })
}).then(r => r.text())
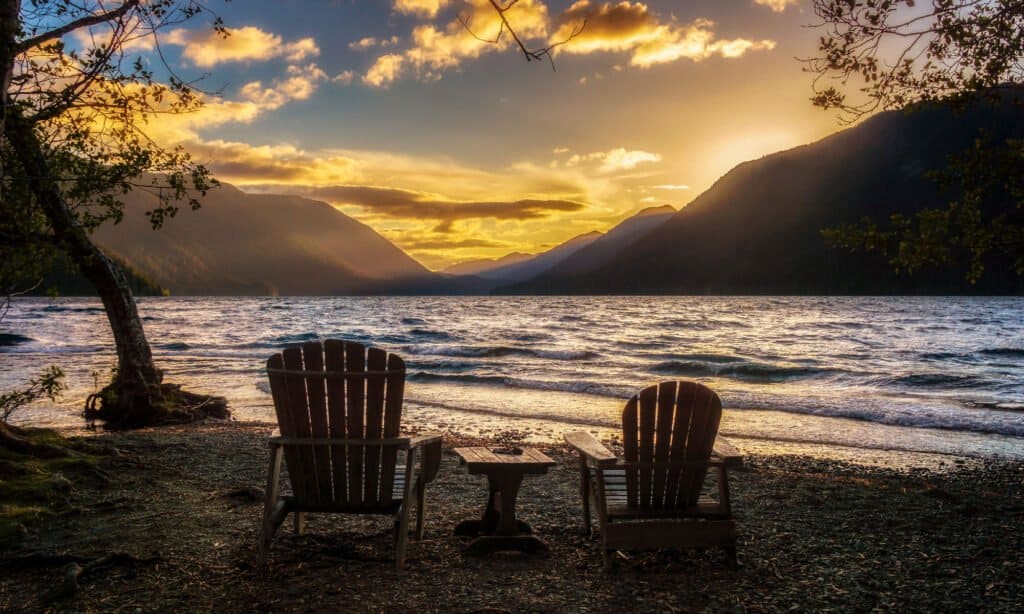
top-left (0, 0), bottom-right (21, 201)
top-left (4, 109), bottom-right (228, 428)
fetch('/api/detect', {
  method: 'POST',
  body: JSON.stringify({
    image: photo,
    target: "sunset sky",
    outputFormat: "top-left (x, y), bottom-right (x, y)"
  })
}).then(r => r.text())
top-left (89, 0), bottom-right (846, 269)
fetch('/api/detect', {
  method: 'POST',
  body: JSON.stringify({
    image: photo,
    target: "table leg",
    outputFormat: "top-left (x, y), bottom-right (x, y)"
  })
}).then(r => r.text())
top-left (491, 471), bottom-right (524, 536)
top-left (456, 469), bottom-right (549, 554)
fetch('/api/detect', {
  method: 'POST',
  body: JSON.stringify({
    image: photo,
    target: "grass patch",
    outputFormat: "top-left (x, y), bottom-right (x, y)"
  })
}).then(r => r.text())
top-left (0, 428), bottom-right (107, 547)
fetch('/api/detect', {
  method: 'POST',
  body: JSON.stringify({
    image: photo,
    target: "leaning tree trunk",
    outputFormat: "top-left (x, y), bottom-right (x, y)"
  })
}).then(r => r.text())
top-left (4, 109), bottom-right (228, 428)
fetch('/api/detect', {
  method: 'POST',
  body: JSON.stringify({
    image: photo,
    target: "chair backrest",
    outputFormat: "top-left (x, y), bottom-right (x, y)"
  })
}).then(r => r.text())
top-left (621, 381), bottom-right (722, 510)
top-left (266, 339), bottom-right (406, 509)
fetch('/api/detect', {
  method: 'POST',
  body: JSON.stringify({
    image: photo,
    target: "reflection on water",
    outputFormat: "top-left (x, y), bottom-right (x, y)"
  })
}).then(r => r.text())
top-left (3, 296), bottom-right (1023, 461)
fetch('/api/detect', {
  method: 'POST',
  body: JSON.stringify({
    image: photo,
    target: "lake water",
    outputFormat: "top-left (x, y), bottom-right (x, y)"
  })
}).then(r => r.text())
top-left (3, 296), bottom-right (1023, 464)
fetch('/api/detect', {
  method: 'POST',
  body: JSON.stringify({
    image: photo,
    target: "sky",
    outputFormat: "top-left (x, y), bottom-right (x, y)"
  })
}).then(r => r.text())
top-left (78, 0), bottom-right (847, 269)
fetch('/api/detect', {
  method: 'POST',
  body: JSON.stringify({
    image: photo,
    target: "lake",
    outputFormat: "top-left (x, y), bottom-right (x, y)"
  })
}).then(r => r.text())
top-left (3, 296), bottom-right (1023, 463)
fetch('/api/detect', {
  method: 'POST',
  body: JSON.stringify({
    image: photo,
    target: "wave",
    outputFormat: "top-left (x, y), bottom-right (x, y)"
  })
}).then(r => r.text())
top-left (400, 317), bottom-right (427, 325)
top-left (504, 332), bottom-right (552, 343)
top-left (978, 347), bottom-right (1024, 358)
top-left (408, 328), bottom-right (457, 341)
top-left (405, 345), bottom-right (600, 361)
top-left (42, 305), bottom-right (105, 314)
top-left (652, 352), bottom-right (739, 364)
top-left (892, 373), bottom-right (989, 389)
top-left (406, 359), bottom-right (480, 373)
top-left (650, 359), bottom-right (840, 381)
top-left (407, 372), bottom-right (630, 398)
top-left (156, 342), bottom-right (191, 351)
top-left (0, 333), bottom-right (32, 346)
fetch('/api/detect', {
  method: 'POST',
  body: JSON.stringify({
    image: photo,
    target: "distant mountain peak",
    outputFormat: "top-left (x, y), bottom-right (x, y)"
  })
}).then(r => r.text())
top-left (634, 204), bottom-right (676, 216)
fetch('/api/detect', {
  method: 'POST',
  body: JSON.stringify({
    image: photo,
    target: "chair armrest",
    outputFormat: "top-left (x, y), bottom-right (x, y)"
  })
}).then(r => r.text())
top-left (406, 433), bottom-right (443, 449)
top-left (564, 431), bottom-right (618, 468)
top-left (407, 433), bottom-right (443, 484)
top-left (712, 437), bottom-right (743, 467)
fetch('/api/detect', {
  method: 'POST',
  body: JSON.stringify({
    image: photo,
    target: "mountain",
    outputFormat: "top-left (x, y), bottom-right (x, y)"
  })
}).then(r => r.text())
top-left (441, 252), bottom-right (533, 277)
top-left (472, 231), bottom-right (603, 283)
top-left (496, 205), bottom-right (675, 292)
top-left (503, 98), bottom-right (1024, 295)
top-left (93, 183), bottom-right (432, 295)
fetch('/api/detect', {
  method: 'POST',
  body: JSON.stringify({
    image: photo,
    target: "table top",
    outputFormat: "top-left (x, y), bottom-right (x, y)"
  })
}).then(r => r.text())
top-left (454, 447), bottom-right (556, 474)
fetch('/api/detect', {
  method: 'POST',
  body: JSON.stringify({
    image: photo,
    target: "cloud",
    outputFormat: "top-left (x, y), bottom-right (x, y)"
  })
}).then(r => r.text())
top-left (566, 147), bottom-right (661, 173)
top-left (276, 185), bottom-right (585, 232)
top-left (393, 0), bottom-right (451, 18)
top-left (551, 1), bottom-right (775, 67)
top-left (399, 236), bottom-right (510, 250)
top-left (552, 147), bottom-right (570, 154)
top-left (349, 36), bottom-right (400, 51)
top-left (753, 0), bottom-right (800, 12)
top-left (166, 26), bottom-right (319, 67)
top-left (364, 54), bottom-right (407, 87)
top-left (652, 184), bottom-right (689, 190)
top-left (332, 70), bottom-right (356, 85)
top-left (141, 63), bottom-right (329, 144)
top-left (364, 0), bottom-right (549, 87)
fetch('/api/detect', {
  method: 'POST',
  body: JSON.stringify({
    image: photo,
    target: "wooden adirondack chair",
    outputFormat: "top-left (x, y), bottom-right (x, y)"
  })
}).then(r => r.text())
top-left (564, 381), bottom-right (743, 569)
top-left (258, 340), bottom-right (442, 570)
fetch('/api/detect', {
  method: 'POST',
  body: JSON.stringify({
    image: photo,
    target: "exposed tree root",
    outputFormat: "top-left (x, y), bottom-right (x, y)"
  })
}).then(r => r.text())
top-left (85, 381), bottom-right (229, 430)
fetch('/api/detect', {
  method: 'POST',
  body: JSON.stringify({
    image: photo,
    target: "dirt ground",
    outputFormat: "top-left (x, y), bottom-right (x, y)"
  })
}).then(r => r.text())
top-left (1, 422), bottom-right (1022, 613)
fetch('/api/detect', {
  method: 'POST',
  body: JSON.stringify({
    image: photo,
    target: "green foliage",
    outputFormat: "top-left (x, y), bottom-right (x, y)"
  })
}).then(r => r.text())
top-left (808, 1), bottom-right (1024, 118)
top-left (808, 1), bottom-right (1024, 280)
top-left (0, 365), bottom-right (65, 423)
top-left (2, 1), bottom-right (223, 279)
top-left (824, 132), bottom-right (1024, 282)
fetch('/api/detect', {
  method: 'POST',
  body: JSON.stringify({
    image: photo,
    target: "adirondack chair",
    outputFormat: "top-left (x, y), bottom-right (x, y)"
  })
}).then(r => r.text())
top-left (258, 340), bottom-right (442, 570)
top-left (564, 381), bottom-right (743, 569)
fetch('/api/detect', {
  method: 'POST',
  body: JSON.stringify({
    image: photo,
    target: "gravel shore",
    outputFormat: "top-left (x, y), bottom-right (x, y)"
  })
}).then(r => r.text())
top-left (2, 421), bottom-right (1021, 612)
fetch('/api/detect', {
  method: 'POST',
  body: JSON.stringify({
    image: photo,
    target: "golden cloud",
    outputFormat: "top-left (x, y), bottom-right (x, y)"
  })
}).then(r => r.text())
top-left (552, 1), bottom-right (775, 67)
top-left (251, 184), bottom-right (585, 232)
top-left (364, 0), bottom-right (549, 87)
top-left (753, 0), bottom-right (800, 12)
top-left (166, 26), bottom-right (319, 67)
top-left (393, 0), bottom-right (452, 18)
top-left (565, 147), bottom-right (662, 173)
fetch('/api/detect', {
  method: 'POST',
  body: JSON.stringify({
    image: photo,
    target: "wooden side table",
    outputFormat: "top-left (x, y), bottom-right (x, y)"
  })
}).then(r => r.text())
top-left (453, 447), bottom-right (556, 554)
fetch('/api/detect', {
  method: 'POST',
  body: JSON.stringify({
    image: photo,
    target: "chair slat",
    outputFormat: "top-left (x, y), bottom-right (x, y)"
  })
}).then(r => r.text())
top-left (282, 346), bottom-right (319, 505)
top-left (324, 340), bottom-right (348, 504)
top-left (345, 342), bottom-right (366, 506)
top-left (637, 385), bottom-right (657, 509)
top-left (378, 353), bottom-right (405, 505)
top-left (363, 347), bottom-right (387, 506)
top-left (302, 342), bottom-right (334, 503)
top-left (268, 354), bottom-right (309, 504)
top-left (664, 381), bottom-right (696, 507)
top-left (677, 384), bottom-right (722, 507)
top-left (622, 397), bottom-right (639, 507)
top-left (652, 381), bottom-right (677, 507)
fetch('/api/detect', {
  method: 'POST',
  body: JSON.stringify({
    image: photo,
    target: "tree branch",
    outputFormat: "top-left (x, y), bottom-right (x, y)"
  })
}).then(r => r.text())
top-left (15, 0), bottom-right (140, 53)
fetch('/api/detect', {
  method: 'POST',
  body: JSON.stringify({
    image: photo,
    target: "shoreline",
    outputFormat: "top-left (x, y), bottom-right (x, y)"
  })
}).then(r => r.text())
top-left (2, 421), bottom-right (1021, 611)
top-left (17, 401), bottom-right (1024, 471)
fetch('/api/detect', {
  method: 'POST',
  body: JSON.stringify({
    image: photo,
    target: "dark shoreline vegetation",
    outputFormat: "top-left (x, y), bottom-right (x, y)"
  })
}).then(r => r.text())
top-left (1, 422), bottom-right (1021, 612)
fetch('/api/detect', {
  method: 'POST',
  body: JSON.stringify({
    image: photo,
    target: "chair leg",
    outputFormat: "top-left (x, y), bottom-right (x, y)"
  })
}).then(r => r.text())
top-left (293, 512), bottom-right (306, 535)
top-left (395, 449), bottom-right (417, 570)
top-left (579, 458), bottom-right (592, 536)
top-left (414, 478), bottom-right (426, 540)
top-left (258, 444), bottom-right (284, 565)
top-left (725, 543), bottom-right (738, 569)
